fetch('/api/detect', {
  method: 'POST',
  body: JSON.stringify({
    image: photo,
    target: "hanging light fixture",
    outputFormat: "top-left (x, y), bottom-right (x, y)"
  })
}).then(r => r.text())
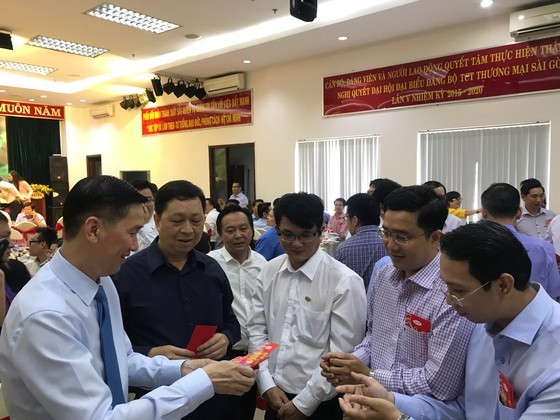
top-left (151, 76), bottom-right (163, 96)
top-left (195, 79), bottom-right (206, 99)
top-left (162, 78), bottom-right (175, 94)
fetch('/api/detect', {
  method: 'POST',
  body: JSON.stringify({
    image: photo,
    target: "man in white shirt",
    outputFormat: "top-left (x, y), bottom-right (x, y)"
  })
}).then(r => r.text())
top-left (247, 192), bottom-right (367, 420)
top-left (209, 204), bottom-right (267, 419)
top-left (517, 178), bottom-right (556, 241)
top-left (229, 182), bottom-right (249, 208)
top-left (0, 175), bottom-right (254, 419)
top-left (15, 201), bottom-right (46, 227)
top-left (130, 180), bottom-right (158, 253)
top-left (0, 177), bottom-right (24, 220)
top-left (205, 198), bottom-right (220, 249)
top-left (26, 227), bottom-right (58, 276)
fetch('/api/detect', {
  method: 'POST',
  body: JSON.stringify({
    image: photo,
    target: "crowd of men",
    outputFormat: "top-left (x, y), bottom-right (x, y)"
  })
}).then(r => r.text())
top-left (0, 175), bottom-right (558, 420)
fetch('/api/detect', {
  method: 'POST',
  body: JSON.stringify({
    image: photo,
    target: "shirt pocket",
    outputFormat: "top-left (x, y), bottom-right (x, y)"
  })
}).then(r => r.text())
top-left (398, 326), bottom-right (430, 367)
top-left (497, 399), bottom-right (517, 419)
top-left (295, 307), bottom-right (330, 347)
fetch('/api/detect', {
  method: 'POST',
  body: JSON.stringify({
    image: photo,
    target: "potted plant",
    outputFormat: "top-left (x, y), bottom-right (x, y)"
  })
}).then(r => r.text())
top-left (29, 184), bottom-right (54, 199)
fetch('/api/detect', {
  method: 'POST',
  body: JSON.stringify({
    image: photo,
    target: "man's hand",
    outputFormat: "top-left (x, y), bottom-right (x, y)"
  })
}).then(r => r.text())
top-left (338, 394), bottom-right (402, 420)
top-left (321, 352), bottom-right (370, 385)
top-left (278, 400), bottom-right (307, 419)
top-left (147, 345), bottom-right (195, 360)
top-left (336, 372), bottom-right (394, 403)
top-left (180, 358), bottom-right (214, 376)
top-left (262, 386), bottom-right (290, 412)
top-left (202, 360), bottom-right (254, 396)
top-left (196, 333), bottom-right (229, 360)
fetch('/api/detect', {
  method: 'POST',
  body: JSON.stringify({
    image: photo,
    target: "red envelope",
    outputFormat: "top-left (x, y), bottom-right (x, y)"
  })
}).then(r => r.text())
top-left (405, 312), bottom-right (431, 333)
top-left (186, 325), bottom-right (217, 353)
top-left (499, 371), bottom-right (516, 408)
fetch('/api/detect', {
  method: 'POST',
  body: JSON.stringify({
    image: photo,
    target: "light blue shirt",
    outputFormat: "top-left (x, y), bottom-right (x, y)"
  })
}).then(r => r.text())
top-left (0, 251), bottom-right (214, 419)
top-left (366, 255), bottom-right (391, 301)
top-left (395, 284), bottom-right (560, 419)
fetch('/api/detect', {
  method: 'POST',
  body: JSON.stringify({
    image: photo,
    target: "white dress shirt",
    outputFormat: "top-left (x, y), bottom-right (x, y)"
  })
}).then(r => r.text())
top-left (247, 249), bottom-right (367, 416)
top-left (205, 208), bottom-right (220, 243)
top-left (0, 251), bottom-right (214, 419)
top-left (208, 247), bottom-right (267, 350)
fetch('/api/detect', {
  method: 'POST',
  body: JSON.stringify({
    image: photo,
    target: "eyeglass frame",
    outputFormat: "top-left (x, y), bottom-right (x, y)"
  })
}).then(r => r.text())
top-left (277, 230), bottom-right (320, 243)
top-left (435, 280), bottom-right (491, 307)
top-left (377, 227), bottom-right (427, 246)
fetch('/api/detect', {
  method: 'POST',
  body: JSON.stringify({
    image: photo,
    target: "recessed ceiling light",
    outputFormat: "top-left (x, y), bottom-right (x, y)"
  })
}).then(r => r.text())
top-left (28, 98), bottom-right (35, 102)
top-left (518, 15), bottom-right (525, 20)
top-left (480, 0), bottom-right (493, 8)
top-left (0, 89), bottom-right (6, 93)
top-left (338, 36), bottom-right (348, 41)
top-left (242, 59), bottom-right (252, 64)
top-left (185, 33), bottom-right (201, 40)
top-left (80, 99), bottom-right (86, 102)
top-left (40, 95), bottom-right (47, 98)
top-left (66, 102), bottom-right (73, 106)
top-left (86, 3), bottom-right (180, 34)
top-left (0, 60), bottom-right (57, 75)
top-left (28, 36), bottom-right (108, 58)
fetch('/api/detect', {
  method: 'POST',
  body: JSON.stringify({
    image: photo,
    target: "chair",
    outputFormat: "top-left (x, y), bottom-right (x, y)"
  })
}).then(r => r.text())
top-left (13, 221), bottom-right (37, 247)
top-left (55, 217), bottom-right (64, 239)
top-left (0, 210), bottom-right (11, 226)
top-left (253, 229), bottom-right (262, 241)
top-left (256, 228), bottom-right (267, 235)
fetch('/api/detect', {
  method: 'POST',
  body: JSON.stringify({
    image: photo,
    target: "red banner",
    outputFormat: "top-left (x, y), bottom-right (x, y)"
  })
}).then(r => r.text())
top-left (324, 37), bottom-right (560, 116)
top-left (142, 90), bottom-right (252, 135)
top-left (0, 100), bottom-right (65, 120)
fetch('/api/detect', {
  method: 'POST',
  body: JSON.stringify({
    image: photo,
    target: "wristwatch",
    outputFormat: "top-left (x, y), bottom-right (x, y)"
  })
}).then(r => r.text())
top-left (397, 413), bottom-right (410, 420)
top-left (368, 370), bottom-right (376, 380)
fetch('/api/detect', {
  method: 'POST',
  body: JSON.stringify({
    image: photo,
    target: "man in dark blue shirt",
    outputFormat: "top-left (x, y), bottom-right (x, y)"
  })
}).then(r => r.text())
top-left (113, 180), bottom-right (241, 419)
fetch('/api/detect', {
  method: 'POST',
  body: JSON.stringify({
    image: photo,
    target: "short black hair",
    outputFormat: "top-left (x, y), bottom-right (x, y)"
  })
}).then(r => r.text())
top-left (481, 183), bottom-right (520, 218)
top-left (251, 199), bottom-right (264, 208)
top-left (371, 178), bottom-right (402, 205)
top-left (520, 178), bottom-right (544, 196)
top-left (346, 193), bottom-right (380, 226)
top-left (257, 202), bottom-right (271, 219)
top-left (423, 180), bottom-right (447, 195)
top-left (445, 191), bottom-right (461, 207)
top-left (216, 205), bottom-right (254, 235)
top-left (205, 198), bottom-right (218, 209)
top-left (440, 220), bottom-right (531, 291)
top-left (63, 176), bottom-right (147, 240)
top-left (225, 199), bottom-right (240, 207)
top-left (131, 179), bottom-right (157, 196)
top-left (275, 192), bottom-right (324, 231)
top-left (155, 180), bottom-right (205, 216)
top-left (334, 198), bottom-right (347, 206)
top-left (22, 202), bottom-right (35, 210)
top-left (36, 227), bottom-right (58, 248)
top-left (384, 185), bottom-right (448, 235)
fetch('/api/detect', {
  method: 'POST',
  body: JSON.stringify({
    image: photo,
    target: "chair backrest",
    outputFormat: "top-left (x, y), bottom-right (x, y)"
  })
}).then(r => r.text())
top-left (256, 228), bottom-right (267, 235)
top-left (13, 221), bottom-right (37, 246)
top-left (0, 210), bottom-right (11, 226)
top-left (55, 217), bottom-right (64, 239)
top-left (253, 229), bottom-right (262, 241)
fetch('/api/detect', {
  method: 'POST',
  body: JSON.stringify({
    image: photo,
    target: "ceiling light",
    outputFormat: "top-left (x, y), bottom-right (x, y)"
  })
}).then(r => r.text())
top-left (185, 82), bottom-right (197, 98)
top-left (80, 99), bottom-right (86, 102)
top-left (66, 102), bottom-right (72, 106)
top-left (28, 35), bottom-right (108, 58)
top-left (40, 95), bottom-right (47, 98)
top-left (242, 59), bottom-right (252, 64)
top-left (0, 60), bottom-right (56, 75)
top-left (145, 88), bottom-right (156, 103)
top-left (185, 34), bottom-right (201, 40)
top-left (162, 78), bottom-right (175, 95)
top-left (195, 81), bottom-right (206, 99)
top-left (338, 36), bottom-right (348, 41)
top-left (133, 94), bottom-right (141, 108)
top-left (174, 80), bottom-right (186, 98)
top-left (28, 99), bottom-right (35, 102)
top-left (518, 15), bottom-right (525, 20)
top-left (86, 3), bottom-right (180, 34)
top-left (151, 76), bottom-right (164, 96)
top-left (0, 89), bottom-right (6, 93)
top-left (480, 0), bottom-right (493, 8)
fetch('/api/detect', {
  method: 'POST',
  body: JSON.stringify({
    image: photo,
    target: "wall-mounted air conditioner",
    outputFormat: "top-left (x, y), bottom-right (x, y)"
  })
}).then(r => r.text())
top-left (203, 73), bottom-right (246, 96)
top-left (89, 104), bottom-right (115, 119)
top-left (510, 4), bottom-right (560, 41)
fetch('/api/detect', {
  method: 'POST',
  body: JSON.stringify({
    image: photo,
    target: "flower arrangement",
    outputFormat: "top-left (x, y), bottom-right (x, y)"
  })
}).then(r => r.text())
top-left (30, 184), bottom-right (54, 198)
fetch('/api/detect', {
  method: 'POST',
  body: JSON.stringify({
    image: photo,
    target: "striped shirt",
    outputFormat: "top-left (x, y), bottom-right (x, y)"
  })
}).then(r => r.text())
top-left (353, 253), bottom-right (474, 400)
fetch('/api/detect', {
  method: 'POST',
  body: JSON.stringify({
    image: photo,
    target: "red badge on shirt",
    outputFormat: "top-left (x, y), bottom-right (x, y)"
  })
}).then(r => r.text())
top-left (499, 371), bottom-right (516, 408)
top-left (405, 313), bottom-right (431, 333)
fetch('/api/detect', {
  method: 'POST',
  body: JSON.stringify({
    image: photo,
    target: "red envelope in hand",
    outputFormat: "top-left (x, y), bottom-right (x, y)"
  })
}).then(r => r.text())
top-left (405, 313), bottom-right (431, 333)
top-left (186, 325), bottom-right (217, 352)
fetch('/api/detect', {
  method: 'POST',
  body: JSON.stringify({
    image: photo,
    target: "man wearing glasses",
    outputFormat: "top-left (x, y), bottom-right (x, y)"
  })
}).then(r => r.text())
top-left (248, 192), bottom-right (367, 420)
top-left (27, 226), bottom-right (58, 276)
top-left (336, 221), bottom-right (560, 419)
top-left (321, 186), bottom-right (473, 402)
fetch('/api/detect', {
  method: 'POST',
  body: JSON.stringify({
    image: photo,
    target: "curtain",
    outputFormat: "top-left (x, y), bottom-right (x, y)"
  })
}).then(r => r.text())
top-left (418, 123), bottom-right (551, 209)
top-left (5, 116), bottom-right (61, 185)
top-left (296, 135), bottom-right (379, 208)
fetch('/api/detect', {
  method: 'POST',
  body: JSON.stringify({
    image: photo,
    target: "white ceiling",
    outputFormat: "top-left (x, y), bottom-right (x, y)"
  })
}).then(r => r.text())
top-left (0, 0), bottom-right (545, 107)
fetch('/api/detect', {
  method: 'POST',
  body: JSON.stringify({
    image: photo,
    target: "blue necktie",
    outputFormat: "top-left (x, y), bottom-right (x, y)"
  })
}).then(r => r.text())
top-left (95, 285), bottom-right (125, 407)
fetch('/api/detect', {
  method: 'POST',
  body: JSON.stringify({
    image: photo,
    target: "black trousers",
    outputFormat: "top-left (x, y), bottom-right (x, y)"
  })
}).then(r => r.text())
top-left (264, 391), bottom-right (342, 420)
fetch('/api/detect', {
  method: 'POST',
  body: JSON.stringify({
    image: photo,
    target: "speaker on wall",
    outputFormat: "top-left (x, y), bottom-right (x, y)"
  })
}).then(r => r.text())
top-left (49, 155), bottom-right (68, 183)
top-left (290, 0), bottom-right (317, 22)
top-left (49, 182), bottom-right (69, 207)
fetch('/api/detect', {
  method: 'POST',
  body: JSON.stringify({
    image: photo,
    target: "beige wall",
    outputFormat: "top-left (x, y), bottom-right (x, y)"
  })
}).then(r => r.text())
top-left (62, 15), bottom-right (560, 211)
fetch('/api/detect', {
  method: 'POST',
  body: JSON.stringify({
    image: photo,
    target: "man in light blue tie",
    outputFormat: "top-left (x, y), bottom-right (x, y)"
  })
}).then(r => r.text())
top-left (0, 175), bottom-right (254, 419)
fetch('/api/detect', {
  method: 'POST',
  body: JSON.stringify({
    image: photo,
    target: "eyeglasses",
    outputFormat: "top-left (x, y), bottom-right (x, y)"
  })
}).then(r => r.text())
top-left (278, 230), bottom-right (320, 243)
top-left (435, 280), bottom-right (491, 307)
top-left (377, 228), bottom-right (425, 245)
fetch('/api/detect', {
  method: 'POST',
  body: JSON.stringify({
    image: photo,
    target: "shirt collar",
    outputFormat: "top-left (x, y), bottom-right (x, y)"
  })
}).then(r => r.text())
top-left (146, 237), bottom-right (204, 274)
top-left (218, 246), bottom-right (254, 265)
top-left (521, 205), bottom-right (545, 217)
top-left (486, 284), bottom-right (548, 345)
top-left (354, 225), bottom-right (378, 235)
top-left (49, 251), bottom-right (100, 306)
top-left (279, 248), bottom-right (324, 281)
top-left (397, 252), bottom-right (441, 290)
